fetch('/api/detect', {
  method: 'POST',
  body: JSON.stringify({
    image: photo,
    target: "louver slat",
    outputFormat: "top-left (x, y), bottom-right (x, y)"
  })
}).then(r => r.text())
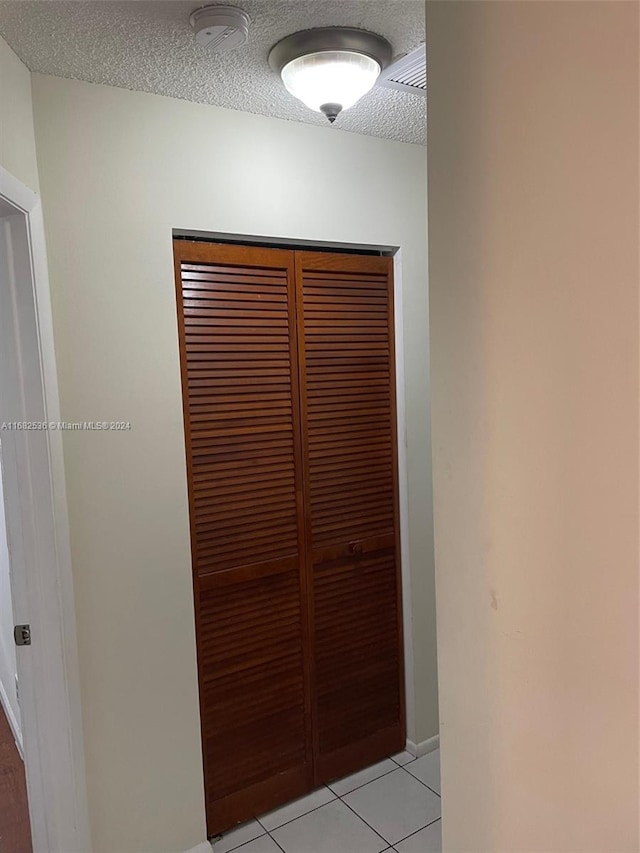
top-left (174, 242), bottom-right (312, 835)
top-left (295, 251), bottom-right (405, 785)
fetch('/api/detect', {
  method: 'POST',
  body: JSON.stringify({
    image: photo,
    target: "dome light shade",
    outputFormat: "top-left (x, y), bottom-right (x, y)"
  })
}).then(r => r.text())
top-left (269, 28), bottom-right (392, 123)
top-left (281, 51), bottom-right (381, 121)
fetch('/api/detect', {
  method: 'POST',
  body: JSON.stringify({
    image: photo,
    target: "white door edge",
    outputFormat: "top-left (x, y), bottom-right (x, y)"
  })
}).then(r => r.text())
top-left (0, 164), bottom-right (90, 853)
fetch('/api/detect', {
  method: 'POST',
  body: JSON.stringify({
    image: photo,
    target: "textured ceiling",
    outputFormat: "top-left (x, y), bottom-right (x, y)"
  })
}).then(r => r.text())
top-left (0, 0), bottom-right (426, 144)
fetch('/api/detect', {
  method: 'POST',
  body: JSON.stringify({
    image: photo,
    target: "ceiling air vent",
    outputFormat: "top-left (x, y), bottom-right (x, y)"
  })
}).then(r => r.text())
top-left (378, 44), bottom-right (426, 96)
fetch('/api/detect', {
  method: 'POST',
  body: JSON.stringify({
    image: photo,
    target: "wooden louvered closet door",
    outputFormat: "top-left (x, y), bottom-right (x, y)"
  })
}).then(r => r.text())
top-left (294, 252), bottom-right (405, 784)
top-left (174, 242), bottom-right (313, 835)
top-left (174, 240), bottom-right (404, 836)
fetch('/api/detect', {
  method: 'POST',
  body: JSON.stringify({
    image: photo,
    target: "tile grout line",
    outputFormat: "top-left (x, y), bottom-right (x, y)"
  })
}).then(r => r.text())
top-left (213, 829), bottom-right (267, 853)
top-left (398, 763), bottom-right (441, 798)
top-left (266, 831), bottom-right (287, 853)
top-left (390, 754), bottom-right (417, 767)
top-left (338, 791), bottom-right (402, 851)
top-left (337, 764), bottom-right (440, 848)
top-left (262, 785), bottom-right (399, 850)
top-left (220, 754), bottom-right (438, 852)
top-left (329, 762), bottom-right (405, 798)
top-left (240, 755), bottom-right (415, 829)
top-left (253, 757), bottom-right (407, 838)
top-left (256, 788), bottom-right (336, 834)
top-left (393, 815), bottom-right (442, 848)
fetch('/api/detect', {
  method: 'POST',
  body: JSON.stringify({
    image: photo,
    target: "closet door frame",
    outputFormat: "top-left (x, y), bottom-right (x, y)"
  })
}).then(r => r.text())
top-left (173, 233), bottom-right (415, 826)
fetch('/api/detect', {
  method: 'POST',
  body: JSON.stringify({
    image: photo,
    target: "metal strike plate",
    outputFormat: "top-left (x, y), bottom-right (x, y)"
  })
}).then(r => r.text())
top-left (14, 624), bottom-right (31, 646)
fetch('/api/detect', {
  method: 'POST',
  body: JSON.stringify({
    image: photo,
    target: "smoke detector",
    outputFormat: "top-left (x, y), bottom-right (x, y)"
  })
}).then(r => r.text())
top-left (190, 5), bottom-right (251, 52)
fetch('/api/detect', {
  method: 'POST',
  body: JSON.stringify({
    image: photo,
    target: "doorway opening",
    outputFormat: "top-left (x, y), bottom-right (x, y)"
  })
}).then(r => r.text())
top-left (173, 235), bottom-right (418, 840)
top-left (0, 167), bottom-right (89, 853)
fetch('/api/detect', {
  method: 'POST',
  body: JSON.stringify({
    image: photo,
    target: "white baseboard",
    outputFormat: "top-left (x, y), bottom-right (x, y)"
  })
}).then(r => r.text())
top-left (182, 842), bottom-right (212, 853)
top-left (406, 733), bottom-right (439, 758)
top-left (0, 675), bottom-right (23, 758)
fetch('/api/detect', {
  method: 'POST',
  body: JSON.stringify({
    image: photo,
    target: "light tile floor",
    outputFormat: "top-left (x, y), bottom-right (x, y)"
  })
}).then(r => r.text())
top-left (212, 749), bottom-right (442, 853)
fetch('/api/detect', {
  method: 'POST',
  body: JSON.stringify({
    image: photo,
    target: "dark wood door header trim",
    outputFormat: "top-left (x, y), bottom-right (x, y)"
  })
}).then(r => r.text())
top-left (173, 232), bottom-right (399, 258)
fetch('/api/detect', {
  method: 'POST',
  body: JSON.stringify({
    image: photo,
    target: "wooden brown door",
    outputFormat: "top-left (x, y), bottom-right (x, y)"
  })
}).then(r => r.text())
top-left (174, 240), bottom-right (404, 836)
top-left (174, 241), bottom-right (313, 833)
top-left (294, 252), bottom-right (405, 784)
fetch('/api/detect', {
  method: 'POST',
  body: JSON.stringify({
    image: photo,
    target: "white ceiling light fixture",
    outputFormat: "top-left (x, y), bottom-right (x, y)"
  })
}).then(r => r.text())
top-left (268, 28), bottom-right (393, 124)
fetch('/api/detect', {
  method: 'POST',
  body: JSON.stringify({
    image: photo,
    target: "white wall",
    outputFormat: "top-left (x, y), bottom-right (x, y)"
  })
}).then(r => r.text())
top-left (0, 35), bottom-right (39, 192)
top-left (427, 2), bottom-right (639, 851)
top-left (0, 440), bottom-right (20, 744)
top-left (31, 74), bottom-right (436, 853)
